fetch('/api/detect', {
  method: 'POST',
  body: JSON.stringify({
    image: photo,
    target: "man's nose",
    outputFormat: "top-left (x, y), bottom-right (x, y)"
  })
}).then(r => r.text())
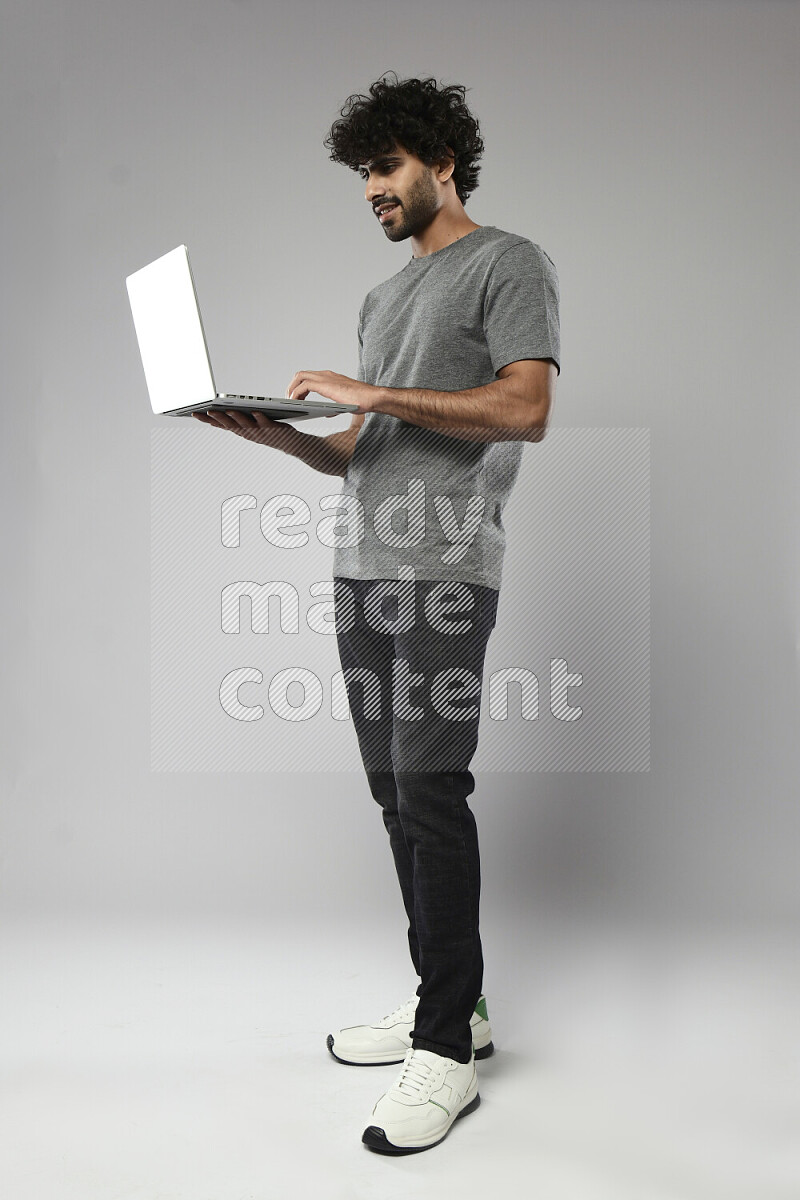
top-left (365, 179), bottom-right (387, 205)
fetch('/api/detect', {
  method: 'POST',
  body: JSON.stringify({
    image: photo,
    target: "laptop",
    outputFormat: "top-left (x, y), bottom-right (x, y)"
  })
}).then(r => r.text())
top-left (125, 244), bottom-right (361, 420)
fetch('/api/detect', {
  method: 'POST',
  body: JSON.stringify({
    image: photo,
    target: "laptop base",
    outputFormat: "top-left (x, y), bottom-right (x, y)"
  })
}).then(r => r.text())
top-left (167, 395), bottom-right (343, 420)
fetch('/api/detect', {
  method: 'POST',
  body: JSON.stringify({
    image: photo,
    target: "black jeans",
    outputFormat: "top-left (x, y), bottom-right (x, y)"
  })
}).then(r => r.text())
top-left (333, 575), bottom-right (499, 1064)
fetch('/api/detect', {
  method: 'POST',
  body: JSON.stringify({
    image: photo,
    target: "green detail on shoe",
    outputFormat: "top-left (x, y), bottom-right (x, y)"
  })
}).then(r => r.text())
top-left (428, 1099), bottom-right (450, 1115)
top-left (474, 997), bottom-right (489, 1022)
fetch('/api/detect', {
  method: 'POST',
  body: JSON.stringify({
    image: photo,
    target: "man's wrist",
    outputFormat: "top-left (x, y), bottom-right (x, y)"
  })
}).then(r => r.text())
top-left (370, 386), bottom-right (392, 413)
top-left (269, 420), bottom-right (303, 449)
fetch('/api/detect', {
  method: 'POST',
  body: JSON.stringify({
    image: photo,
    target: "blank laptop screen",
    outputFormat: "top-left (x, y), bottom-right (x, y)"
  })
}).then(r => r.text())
top-left (126, 245), bottom-right (216, 413)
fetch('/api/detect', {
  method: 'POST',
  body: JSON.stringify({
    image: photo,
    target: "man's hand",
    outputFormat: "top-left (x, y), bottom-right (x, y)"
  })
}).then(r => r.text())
top-left (285, 370), bottom-right (381, 413)
top-left (192, 408), bottom-right (298, 446)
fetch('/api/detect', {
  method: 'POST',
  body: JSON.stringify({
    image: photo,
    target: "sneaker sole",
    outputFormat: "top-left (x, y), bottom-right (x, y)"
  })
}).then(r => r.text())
top-left (362, 1092), bottom-right (481, 1154)
top-left (326, 1033), bottom-right (495, 1066)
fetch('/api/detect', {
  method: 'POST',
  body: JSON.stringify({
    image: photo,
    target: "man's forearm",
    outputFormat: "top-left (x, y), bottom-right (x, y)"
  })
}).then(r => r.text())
top-left (275, 423), bottom-right (356, 477)
top-left (373, 377), bottom-right (546, 442)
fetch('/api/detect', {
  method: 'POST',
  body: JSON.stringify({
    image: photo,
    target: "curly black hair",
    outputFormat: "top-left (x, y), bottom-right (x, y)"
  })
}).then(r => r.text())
top-left (323, 71), bottom-right (484, 206)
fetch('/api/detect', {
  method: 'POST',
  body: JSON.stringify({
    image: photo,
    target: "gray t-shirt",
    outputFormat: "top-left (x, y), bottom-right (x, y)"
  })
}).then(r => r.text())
top-left (332, 225), bottom-right (561, 590)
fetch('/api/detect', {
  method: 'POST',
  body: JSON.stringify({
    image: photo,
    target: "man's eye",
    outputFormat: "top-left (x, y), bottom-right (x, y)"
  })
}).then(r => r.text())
top-left (360, 163), bottom-right (396, 179)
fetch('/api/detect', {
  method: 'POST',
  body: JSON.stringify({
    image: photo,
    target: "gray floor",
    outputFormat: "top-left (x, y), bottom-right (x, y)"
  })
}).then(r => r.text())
top-left (1, 911), bottom-right (796, 1199)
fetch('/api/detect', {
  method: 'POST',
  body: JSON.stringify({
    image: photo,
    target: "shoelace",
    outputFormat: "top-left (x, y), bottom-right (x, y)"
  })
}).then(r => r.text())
top-left (378, 995), bottom-right (418, 1025)
top-left (393, 1050), bottom-right (435, 1098)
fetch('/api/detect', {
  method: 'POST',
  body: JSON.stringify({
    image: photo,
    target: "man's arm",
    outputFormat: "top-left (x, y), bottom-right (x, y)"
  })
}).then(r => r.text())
top-left (285, 359), bottom-right (557, 443)
top-left (277, 412), bottom-right (365, 476)
top-left (192, 409), bottom-right (365, 477)
top-left (374, 360), bottom-right (557, 443)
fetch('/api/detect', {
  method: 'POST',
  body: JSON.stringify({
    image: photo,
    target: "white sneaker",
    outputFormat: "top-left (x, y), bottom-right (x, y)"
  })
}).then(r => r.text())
top-left (362, 1046), bottom-right (480, 1154)
top-left (327, 993), bottom-right (494, 1066)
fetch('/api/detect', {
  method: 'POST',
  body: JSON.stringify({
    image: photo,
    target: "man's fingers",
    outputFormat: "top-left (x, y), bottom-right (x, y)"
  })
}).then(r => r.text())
top-left (222, 409), bottom-right (254, 428)
top-left (196, 410), bottom-right (240, 430)
top-left (287, 372), bottom-right (314, 401)
top-left (193, 408), bottom-right (280, 440)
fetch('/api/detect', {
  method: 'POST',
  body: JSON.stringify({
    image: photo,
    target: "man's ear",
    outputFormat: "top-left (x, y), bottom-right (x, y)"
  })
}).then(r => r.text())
top-left (438, 146), bottom-right (456, 183)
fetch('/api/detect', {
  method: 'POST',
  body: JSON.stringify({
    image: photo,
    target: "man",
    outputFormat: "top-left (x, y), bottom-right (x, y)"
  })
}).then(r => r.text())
top-left (194, 71), bottom-right (560, 1155)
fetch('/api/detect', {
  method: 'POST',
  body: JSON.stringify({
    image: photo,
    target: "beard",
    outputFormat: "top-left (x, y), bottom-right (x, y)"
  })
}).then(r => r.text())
top-left (379, 168), bottom-right (441, 244)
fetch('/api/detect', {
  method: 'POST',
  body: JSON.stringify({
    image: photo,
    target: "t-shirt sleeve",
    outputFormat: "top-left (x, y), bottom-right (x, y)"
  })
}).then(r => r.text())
top-left (483, 241), bottom-right (561, 376)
